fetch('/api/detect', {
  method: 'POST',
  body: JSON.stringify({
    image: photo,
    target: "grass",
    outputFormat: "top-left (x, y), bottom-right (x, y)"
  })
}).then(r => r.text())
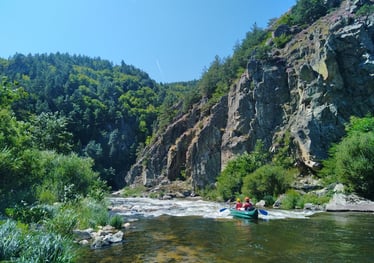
top-left (0, 219), bottom-right (76, 262)
top-left (121, 185), bottom-right (147, 197)
top-left (0, 196), bottom-right (114, 262)
top-left (109, 214), bottom-right (124, 229)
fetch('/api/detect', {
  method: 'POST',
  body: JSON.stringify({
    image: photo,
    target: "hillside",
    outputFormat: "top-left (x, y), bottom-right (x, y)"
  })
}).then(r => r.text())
top-left (125, 0), bottom-right (374, 197)
top-left (1, 0), bottom-right (373, 201)
top-left (0, 53), bottom-right (196, 189)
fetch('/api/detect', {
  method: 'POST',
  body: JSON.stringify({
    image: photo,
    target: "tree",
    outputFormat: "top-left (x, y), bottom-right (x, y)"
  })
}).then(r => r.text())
top-left (290, 0), bottom-right (328, 26)
top-left (198, 55), bottom-right (224, 99)
top-left (216, 140), bottom-right (268, 200)
top-left (29, 112), bottom-right (73, 154)
top-left (241, 165), bottom-right (293, 200)
top-left (320, 115), bottom-right (374, 200)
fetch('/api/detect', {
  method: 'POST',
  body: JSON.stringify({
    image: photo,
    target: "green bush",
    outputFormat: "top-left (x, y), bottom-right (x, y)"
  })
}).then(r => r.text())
top-left (273, 33), bottom-right (293, 48)
top-left (301, 192), bottom-right (332, 207)
top-left (320, 116), bottom-right (374, 200)
top-left (281, 189), bottom-right (302, 209)
top-left (19, 232), bottom-right (75, 263)
top-left (356, 4), bottom-right (374, 25)
top-left (325, 132), bottom-right (374, 198)
top-left (241, 165), bottom-right (294, 201)
top-left (36, 151), bottom-right (101, 203)
top-left (198, 187), bottom-right (221, 201)
top-left (109, 214), bottom-right (124, 229)
top-left (0, 219), bottom-right (75, 263)
top-left (263, 195), bottom-right (276, 206)
top-left (74, 198), bottom-right (109, 229)
top-left (44, 207), bottom-right (78, 237)
top-left (5, 201), bottom-right (54, 224)
top-left (290, 0), bottom-right (328, 26)
top-left (216, 141), bottom-right (268, 200)
top-left (121, 185), bottom-right (147, 197)
top-left (0, 220), bottom-right (24, 260)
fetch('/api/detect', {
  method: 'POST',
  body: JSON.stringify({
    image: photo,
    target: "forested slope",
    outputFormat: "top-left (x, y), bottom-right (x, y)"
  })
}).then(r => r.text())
top-left (0, 53), bottom-right (196, 189)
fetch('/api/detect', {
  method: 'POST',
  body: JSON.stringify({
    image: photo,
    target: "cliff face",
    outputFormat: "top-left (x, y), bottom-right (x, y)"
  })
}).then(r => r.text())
top-left (126, 0), bottom-right (374, 190)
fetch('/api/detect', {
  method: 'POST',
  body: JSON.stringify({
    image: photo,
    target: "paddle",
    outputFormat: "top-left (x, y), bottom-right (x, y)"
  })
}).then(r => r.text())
top-left (258, 209), bottom-right (268, 216)
top-left (219, 208), bottom-right (228, 212)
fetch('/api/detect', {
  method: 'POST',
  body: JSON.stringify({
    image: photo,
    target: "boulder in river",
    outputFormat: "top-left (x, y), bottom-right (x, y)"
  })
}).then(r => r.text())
top-left (325, 193), bottom-right (374, 212)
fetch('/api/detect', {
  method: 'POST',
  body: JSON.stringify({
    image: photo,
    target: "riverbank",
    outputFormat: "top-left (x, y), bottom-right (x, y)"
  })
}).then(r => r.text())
top-left (113, 180), bottom-right (374, 213)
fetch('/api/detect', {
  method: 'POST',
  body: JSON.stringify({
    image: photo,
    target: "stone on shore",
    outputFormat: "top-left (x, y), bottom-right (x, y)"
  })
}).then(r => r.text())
top-left (325, 193), bottom-right (374, 212)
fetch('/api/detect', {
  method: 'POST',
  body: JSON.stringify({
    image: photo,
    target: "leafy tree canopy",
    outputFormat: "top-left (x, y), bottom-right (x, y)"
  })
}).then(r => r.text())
top-left (320, 115), bottom-right (374, 200)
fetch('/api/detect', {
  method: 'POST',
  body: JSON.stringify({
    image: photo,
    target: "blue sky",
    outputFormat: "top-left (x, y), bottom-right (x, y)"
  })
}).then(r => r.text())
top-left (0, 0), bottom-right (296, 83)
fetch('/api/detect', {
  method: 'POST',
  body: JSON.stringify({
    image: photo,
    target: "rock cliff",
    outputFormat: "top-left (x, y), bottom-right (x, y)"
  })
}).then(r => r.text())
top-left (126, 0), bottom-right (374, 191)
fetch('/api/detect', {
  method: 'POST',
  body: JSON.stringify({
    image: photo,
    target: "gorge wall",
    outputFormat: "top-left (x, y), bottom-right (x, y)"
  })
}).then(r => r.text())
top-left (125, 0), bottom-right (374, 191)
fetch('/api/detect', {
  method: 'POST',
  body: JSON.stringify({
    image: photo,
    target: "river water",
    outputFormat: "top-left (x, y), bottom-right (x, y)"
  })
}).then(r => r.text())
top-left (79, 197), bottom-right (374, 262)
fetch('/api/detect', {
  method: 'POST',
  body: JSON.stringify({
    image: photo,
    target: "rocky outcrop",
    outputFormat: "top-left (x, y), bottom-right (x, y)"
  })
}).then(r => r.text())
top-left (125, 106), bottom-right (200, 187)
top-left (126, 0), bottom-right (374, 191)
top-left (326, 193), bottom-right (374, 212)
top-left (221, 58), bottom-right (291, 168)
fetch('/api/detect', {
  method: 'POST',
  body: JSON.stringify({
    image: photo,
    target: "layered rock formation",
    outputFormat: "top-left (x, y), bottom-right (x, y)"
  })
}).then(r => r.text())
top-left (126, 0), bottom-right (374, 191)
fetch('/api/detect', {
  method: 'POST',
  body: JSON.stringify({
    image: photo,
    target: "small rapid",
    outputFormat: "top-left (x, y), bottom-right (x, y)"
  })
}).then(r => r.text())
top-left (109, 197), bottom-right (317, 220)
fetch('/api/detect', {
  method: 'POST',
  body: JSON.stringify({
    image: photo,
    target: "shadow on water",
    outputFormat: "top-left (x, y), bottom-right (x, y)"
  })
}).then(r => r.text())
top-left (79, 199), bottom-right (374, 262)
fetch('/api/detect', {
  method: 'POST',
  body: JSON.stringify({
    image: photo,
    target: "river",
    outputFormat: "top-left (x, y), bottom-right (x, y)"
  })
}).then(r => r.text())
top-left (79, 197), bottom-right (374, 262)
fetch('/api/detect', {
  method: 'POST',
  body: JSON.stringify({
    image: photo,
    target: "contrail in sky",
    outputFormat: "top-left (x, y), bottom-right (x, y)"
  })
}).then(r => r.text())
top-left (156, 59), bottom-right (164, 82)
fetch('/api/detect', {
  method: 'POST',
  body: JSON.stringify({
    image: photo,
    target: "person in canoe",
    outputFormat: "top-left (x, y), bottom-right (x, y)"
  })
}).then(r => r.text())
top-left (243, 196), bottom-right (254, 210)
top-left (235, 198), bottom-right (243, 210)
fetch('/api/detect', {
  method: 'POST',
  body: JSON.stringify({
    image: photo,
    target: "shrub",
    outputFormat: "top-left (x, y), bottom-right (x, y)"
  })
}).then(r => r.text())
top-left (44, 207), bottom-right (78, 237)
top-left (273, 33), bottom-right (293, 48)
top-left (19, 232), bottom-right (75, 263)
top-left (74, 198), bottom-right (109, 229)
top-left (320, 116), bottom-right (374, 200)
top-left (0, 220), bottom-right (24, 260)
top-left (326, 132), bottom-right (374, 198)
top-left (301, 192), bottom-right (332, 207)
top-left (290, 0), bottom-right (328, 26)
top-left (241, 165), bottom-right (294, 201)
top-left (5, 201), bottom-right (54, 224)
top-left (121, 185), bottom-right (147, 197)
top-left (0, 219), bottom-right (75, 263)
top-left (36, 151), bottom-right (101, 203)
top-left (38, 188), bottom-right (58, 204)
top-left (263, 195), bottom-right (276, 206)
top-left (216, 141), bottom-right (268, 200)
top-left (109, 214), bottom-right (124, 229)
top-left (281, 189), bottom-right (302, 209)
top-left (198, 187), bottom-right (221, 201)
top-left (356, 4), bottom-right (374, 26)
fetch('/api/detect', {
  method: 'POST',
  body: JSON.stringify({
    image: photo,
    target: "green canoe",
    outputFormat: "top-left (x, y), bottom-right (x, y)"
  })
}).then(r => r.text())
top-left (230, 208), bottom-right (258, 220)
